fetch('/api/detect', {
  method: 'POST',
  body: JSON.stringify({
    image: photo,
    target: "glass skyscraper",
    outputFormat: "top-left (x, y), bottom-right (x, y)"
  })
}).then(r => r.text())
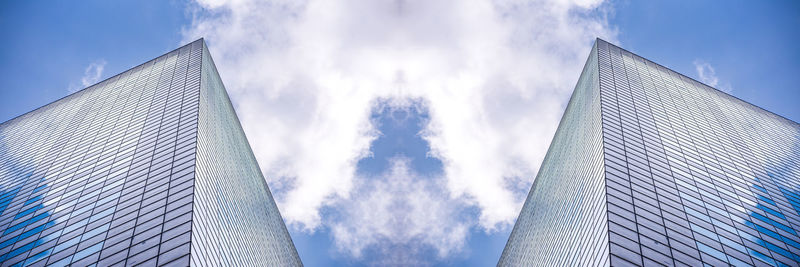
top-left (0, 39), bottom-right (301, 266)
top-left (499, 39), bottom-right (800, 266)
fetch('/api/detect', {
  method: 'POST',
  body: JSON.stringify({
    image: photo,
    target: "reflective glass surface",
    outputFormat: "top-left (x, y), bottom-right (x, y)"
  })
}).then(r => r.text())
top-left (501, 39), bottom-right (800, 266)
top-left (189, 42), bottom-right (301, 266)
top-left (0, 39), bottom-right (300, 266)
top-left (500, 43), bottom-right (609, 266)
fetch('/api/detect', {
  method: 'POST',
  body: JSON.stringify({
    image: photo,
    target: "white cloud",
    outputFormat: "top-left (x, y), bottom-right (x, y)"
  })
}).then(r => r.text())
top-left (182, 0), bottom-right (616, 259)
top-left (69, 59), bottom-right (107, 93)
top-left (694, 59), bottom-right (732, 93)
top-left (330, 157), bottom-right (469, 263)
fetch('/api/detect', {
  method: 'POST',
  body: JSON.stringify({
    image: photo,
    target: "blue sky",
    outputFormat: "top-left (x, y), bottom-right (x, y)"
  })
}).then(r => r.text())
top-left (609, 1), bottom-right (800, 123)
top-left (1, 1), bottom-right (798, 266)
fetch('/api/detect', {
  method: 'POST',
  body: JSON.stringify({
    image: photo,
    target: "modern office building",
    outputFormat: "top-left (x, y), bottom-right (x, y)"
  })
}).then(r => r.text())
top-left (0, 39), bottom-right (302, 266)
top-left (499, 39), bottom-right (800, 266)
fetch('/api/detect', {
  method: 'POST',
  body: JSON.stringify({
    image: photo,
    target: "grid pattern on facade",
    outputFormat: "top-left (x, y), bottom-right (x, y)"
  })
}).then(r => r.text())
top-left (0, 40), bottom-right (201, 266)
top-left (499, 44), bottom-right (609, 266)
top-left (0, 39), bottom-right (301, 266)
top-left (500, 38), bottom-right (800, 266)
top-left (598, 39), bottom-right (800, 266)
top-left (189, 42), bottom-right (302, 266)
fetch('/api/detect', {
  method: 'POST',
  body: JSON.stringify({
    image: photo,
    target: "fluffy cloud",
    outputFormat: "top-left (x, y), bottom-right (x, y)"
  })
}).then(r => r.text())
top-left (69, 59), bottom-right (106, 92)
top-left (183, 0), bottom-right (616, 259)
top-left (330, 157), bottom-right (468, 263)
top-left (694, 59), bottom-right (732, 93)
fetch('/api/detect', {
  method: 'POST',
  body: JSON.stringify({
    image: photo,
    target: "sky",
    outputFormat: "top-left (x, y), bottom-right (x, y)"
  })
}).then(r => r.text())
top-left (0, 0), bottom-right (798, 266)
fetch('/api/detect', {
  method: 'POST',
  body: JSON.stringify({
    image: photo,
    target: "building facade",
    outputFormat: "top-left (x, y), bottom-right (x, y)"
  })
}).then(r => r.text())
top-left (0, 39), bottom-right (302, 266)
top-left (500, 39), bottom-right (800, 266)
